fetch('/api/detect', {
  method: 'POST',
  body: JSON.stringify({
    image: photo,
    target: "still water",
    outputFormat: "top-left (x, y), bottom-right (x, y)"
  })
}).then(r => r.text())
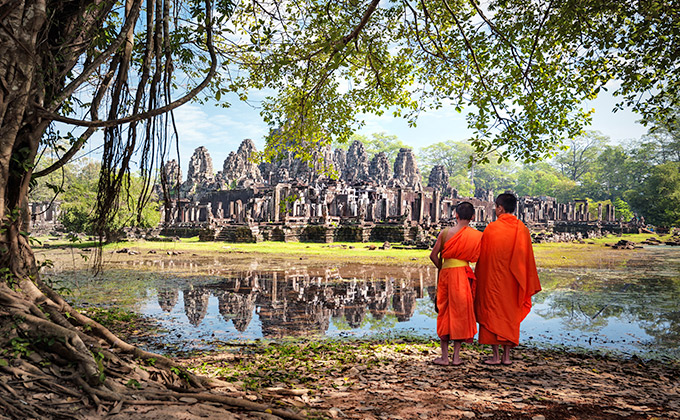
top-left (45, 246), bottom-right (680, 360)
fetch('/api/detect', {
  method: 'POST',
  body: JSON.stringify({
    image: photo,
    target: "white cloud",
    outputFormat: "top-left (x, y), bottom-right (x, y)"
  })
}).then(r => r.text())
top-left (173, 103), bottom-right (269, 171)
top-left (355, 102), bottom-right (474, 150)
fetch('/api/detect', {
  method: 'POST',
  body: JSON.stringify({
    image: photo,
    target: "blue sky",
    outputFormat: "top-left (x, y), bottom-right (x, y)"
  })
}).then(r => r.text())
top-left (167, 87), bottom-right (649, 174)
top-left (68, 85), bottom-right (649, 175)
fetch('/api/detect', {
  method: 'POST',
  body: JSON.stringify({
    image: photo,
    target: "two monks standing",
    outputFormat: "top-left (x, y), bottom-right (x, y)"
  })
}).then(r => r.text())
top-left (430, 193), bottom-right (541, 366)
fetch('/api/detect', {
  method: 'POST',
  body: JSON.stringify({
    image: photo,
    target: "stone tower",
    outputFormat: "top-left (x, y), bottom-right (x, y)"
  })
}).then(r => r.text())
top-left (342, 140), bottom-right (370, 183)
top-left (391, 148), bottom-right (422, 190)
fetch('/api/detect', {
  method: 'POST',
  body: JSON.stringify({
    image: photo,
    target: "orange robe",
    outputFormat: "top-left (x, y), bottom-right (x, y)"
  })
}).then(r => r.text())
top-left (437, 226), bottom-right (483, 342)
top-left (474, 213), bottom-right (541, 346)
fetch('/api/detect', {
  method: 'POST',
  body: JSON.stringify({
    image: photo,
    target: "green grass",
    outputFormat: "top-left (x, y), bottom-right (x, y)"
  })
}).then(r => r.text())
top-left (188, 335), bottom-right (436, 392)
top-left (36, 236), bottom-right (432, 266)
top-left (35, 232), bottom-right (674, 270)
top-left (531, 232), bottom-right (675, 268)
top-left (584, 232), bottom-right (672, 245)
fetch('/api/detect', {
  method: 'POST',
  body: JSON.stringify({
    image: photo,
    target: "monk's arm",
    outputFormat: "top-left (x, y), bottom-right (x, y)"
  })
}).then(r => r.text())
top-left (429, 233), bottom-right (443, 269)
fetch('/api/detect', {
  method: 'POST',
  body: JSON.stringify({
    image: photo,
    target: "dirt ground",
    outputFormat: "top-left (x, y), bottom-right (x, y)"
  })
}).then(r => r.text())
top-left (8, 241), bottom-right (675, 419)
top-left (170, 340), bottom-right (679, 420)
top-left (3, 339), bottom-right (677, 420)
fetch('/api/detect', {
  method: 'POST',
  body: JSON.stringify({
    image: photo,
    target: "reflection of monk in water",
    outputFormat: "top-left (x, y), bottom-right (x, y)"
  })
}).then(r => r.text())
top-left (475, 193), bottom-right (541, 365)
top-left (429, 201), bottom-right (482, 366)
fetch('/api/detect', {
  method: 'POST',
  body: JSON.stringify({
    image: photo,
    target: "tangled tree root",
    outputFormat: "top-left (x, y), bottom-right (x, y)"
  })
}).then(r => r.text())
top-left (0, 279), bottom-right (305, 420)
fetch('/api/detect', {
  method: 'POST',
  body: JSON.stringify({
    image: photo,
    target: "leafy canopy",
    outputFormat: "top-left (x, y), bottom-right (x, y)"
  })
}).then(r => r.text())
top-left (24, 0), bottom-right (679, 236)
top-left (228, 0), bottom-right (678, 165)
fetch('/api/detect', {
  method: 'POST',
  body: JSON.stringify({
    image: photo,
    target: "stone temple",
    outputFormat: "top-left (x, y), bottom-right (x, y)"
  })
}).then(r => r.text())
top-left (156, 139), bottom-right (625, 244)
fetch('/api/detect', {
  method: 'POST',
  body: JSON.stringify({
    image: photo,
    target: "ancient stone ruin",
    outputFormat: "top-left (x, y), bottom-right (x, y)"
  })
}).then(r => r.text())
top-left (428, 165), bottom-right (455, 197)
top-left (218, 138), bottom-right (263, 188)
top-left (390, 148), bottom-right (422, 190)
top-left (28, 201), bottom-right (63, 235)
top-left (369, 152), bottom-right (392, 184)
top-left (158, 139), bottom-right (630, 244)
top-left (180, 146), bottom-right (217, 199)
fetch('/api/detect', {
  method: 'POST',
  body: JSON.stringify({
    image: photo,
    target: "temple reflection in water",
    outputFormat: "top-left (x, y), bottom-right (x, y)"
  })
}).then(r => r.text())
top-left (153, 266), bottom-right (434, 338)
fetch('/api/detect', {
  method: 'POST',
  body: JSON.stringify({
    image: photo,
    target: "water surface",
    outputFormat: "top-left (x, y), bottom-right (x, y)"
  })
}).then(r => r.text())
top-left (44, 246), bottom-right (680, 360)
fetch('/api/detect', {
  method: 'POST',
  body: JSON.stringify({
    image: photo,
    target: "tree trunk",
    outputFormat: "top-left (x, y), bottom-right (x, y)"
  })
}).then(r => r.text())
top-left (0, 0), bottom-right (46, 278)
top-left (0, 3), bottom-right (302, 418)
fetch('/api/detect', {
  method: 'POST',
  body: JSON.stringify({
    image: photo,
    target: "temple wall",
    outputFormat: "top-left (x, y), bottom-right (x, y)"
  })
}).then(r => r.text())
top-left (161, 181), bottom-right (644, 244)
top-left (28, 141), bottom-right (650, 242)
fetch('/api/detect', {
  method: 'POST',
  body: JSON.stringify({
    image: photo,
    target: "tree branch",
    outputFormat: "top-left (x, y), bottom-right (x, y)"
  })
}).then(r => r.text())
top-left (32, 57), bottom-right (119, 178)
top-left (341, 0), bottom-right (380, 46)
top-left (524, 1), bottom-right (554, 82)
top-left (304, 0), bottom-right (381, 104)
top-left (47, 0), bottom-right (144, 113)
top-left (466, 0), bottom-right (527, 71)
top-left (31, 128), bottom-right (95, 178)
top-left (440, 0), bottom-right (504, 122)
top-left (36, 2), bottom-right (218, 129)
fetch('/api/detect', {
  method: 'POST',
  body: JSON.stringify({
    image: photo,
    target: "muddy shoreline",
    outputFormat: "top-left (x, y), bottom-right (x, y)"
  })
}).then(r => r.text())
top-left (170, 333), bottom-right (680, 420)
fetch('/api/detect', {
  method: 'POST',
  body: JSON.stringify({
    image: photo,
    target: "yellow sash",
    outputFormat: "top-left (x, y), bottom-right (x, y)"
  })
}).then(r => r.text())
top-left (441, 258), bottom-right (469, 269)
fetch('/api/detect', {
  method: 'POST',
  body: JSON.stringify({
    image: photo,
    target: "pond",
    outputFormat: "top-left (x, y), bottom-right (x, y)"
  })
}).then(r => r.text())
top-left (43, 246), bottom-right (680, 360)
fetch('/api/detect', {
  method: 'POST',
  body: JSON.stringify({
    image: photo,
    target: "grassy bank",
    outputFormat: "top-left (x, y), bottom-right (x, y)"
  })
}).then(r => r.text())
top-left (34, 231), bottom-right (674, 270)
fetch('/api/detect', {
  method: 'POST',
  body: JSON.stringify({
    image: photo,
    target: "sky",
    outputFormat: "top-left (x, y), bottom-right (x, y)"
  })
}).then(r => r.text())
top-left (164, 86), bottom-right (649, 175)
top-left (70, 83), bottom-right (650, 175)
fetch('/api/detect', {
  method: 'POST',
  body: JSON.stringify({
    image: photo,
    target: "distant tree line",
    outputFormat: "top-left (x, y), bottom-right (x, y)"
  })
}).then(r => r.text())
top-left (354, 124), bottom-right (680, 228)
top-left (31, 123), bottom-right (679, 233)
top-left (30, 158), bottom-right (160, 237)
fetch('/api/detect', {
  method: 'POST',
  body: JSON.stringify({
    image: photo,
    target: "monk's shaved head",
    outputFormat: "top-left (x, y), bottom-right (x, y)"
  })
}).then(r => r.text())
top-left (495, 193), bottom-right (517, 214)
top-left (455, 201), bottom-right (475, 220)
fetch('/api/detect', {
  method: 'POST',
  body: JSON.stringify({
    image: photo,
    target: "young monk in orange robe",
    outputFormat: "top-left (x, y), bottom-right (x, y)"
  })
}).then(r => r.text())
top-left (429, 202), bottom-right (483, 366)
top-left (474, 193), bottom-right (541, 365)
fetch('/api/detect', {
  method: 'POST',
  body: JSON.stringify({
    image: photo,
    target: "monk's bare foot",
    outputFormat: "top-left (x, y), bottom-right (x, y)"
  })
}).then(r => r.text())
top-left (451, 359), bottom-right (464, 366)
top-left (483, 358), bottom-right (502, 365)
top-left (432, 357), bottom-right (449, 366)
top-left (502, 360), bottom-right (512, 366)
